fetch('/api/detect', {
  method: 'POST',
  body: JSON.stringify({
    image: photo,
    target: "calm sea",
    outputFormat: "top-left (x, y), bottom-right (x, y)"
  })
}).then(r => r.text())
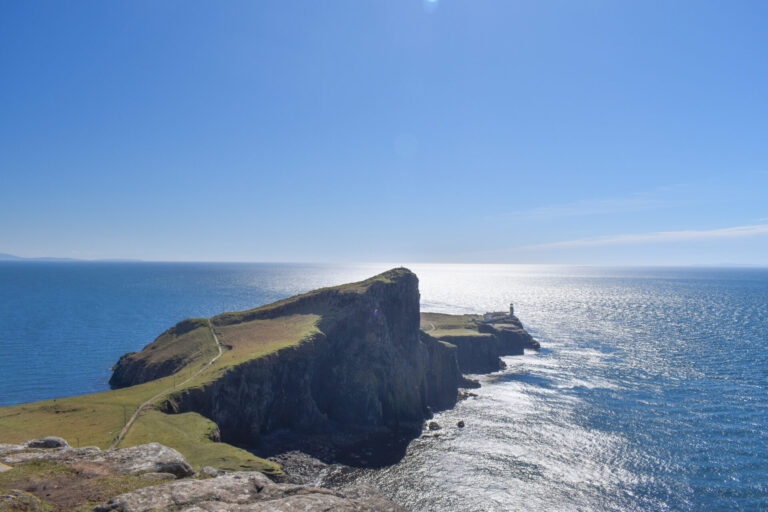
top-left (1, 262), bottom-right (766, 511)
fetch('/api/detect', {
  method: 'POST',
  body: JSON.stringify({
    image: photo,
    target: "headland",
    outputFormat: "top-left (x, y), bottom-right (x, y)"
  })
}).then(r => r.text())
top-left (0, 268), bottom-right (538, 511)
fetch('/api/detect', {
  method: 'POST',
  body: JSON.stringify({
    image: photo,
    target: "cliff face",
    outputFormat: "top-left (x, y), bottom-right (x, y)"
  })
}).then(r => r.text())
top-left (108, 268), bottom-right (539, 465)
top-left (422, 312), bottom-right (540, 376)
top-left (478, 316), bottom-right (540, 354)
top-left (441, 335), bottom-right (505, 374)
top-left (158, 269), bottom-right (462, 452)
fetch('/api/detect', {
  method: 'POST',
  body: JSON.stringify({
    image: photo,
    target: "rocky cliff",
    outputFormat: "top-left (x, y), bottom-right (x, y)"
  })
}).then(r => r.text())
top-left (147, 269), bottom-right (462, 460)
top-left (421, 312), bottom-right (539, 375)
top-left (109, 268), bottom-right (538, 465)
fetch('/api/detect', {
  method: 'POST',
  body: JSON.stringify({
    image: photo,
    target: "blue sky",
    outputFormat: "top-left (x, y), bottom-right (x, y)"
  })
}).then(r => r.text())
top-left (1, 1), bottom-right (767, 264)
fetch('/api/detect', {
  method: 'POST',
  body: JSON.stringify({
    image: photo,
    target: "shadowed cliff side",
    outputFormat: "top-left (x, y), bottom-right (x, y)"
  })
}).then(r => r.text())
top-left (107, 268), bottom-right (537, 468)
top-left (120, 269), bottom-right (464, 465)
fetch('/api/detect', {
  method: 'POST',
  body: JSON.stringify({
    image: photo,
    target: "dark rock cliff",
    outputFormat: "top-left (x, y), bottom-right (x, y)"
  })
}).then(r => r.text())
top-left (477, 316), bottom-right (540, 353)
top-left (157, 269), bottom-right (462, 460)
top-left (440, 335), bottom-right (506, 374)
top-left (109, 268), bottom-right (539, 467)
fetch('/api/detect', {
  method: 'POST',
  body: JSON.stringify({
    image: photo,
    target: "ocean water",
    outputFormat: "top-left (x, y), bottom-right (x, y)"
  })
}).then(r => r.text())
top-left (1, 262), bottom-right (767, 511)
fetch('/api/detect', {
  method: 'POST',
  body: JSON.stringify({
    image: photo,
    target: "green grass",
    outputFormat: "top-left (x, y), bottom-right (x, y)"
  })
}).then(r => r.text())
top-left (120, 319), bottom-right (217, 371)
top-left (0, 460), bottom-right (166, 512)
top-left (0, 461), bottom-right (72, 485)
top-left (177, 314), bottom-right (321, 392)
top-left (213, 267), bottom-right (413, 326)
top-left (0, 488), bottom-right (52, 512)
top-left (421, 312), bottom-right (481, 331)
top-left (0, 268), bottom-right (413, 480)
top-left (119, 410), bottom-right (281, 475)
top-left (0, 315), bottom-right (316, 475)
top-left (421, 312), bottom-right (495, 343)
top-left (0, 374), bottom-right (184, 448)
top-left (430, 328), bottom-right (492, 339)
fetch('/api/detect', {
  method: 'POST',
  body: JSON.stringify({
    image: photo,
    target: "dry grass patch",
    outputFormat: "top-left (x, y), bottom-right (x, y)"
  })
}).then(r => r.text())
top-left (420, 312), bottom-right (481, 332)
top-left (211, 314), bottom-right (320, 371)
top-left (0, 460), bottom-right (161, 512)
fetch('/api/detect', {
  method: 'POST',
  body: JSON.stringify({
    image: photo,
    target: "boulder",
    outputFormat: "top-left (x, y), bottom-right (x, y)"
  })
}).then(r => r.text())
top-left (89, 443), bottom-right (194, 478)
top-left (24, 436), bottom-right (70, 449)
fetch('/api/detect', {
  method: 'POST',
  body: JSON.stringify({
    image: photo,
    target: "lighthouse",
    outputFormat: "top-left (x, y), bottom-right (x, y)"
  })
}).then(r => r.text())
top-left (509, 303), bottom-right (514, 317)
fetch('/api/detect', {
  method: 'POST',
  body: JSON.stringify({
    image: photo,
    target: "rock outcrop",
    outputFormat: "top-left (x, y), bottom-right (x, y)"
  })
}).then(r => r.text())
top-left (423, 313), bottom-right (539, 374)
top-left (96, 471), bottom-right (403, 512)
top-left (0, 441), bottom-right (195, 478)
top-left (477, 315), bottom-right (540, 353)
top-left (441, 334), bottom-right (506, 374)
top-left (0, 439), bottom-right (400, 511)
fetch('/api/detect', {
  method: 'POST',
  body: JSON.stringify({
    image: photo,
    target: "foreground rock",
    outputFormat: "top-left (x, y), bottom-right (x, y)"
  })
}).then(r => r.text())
top-left (96, 471), bottom-right (403, 512)
top-left (1, 440), bottom-right (401, 511)
top-left (24, 436), bottom-right (70, 449)
top-left (0, 441), bottom-right (194, 478)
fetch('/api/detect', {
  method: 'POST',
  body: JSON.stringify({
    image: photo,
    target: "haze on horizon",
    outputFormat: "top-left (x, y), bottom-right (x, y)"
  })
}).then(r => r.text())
top-left (1, 1), bottom-right (767, 266)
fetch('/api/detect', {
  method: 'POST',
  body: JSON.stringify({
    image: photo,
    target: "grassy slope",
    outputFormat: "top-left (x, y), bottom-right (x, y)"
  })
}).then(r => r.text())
top-left (0, 314), bottom-right (320, 474)
top-left (421, 312), bottom-right (480, 330)
top-left (119, 410), bottom-right (281, 475)
top-left (430, 328), bottom-right (492, 339)
top-left (0, 375), bottom-right (179, 448)
top-left (421, 312), bottom-right (490, 340)
top-left (213, 267), bottom-right (411, 326)
top-left (121, 319), bottom-right (218, 371)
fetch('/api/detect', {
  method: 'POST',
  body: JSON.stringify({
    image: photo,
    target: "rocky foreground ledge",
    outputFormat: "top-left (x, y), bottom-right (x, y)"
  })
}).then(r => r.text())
top-left (0, 268), bottom-right (539, 510)
top-left (0, 438), bottom-right (401, 511)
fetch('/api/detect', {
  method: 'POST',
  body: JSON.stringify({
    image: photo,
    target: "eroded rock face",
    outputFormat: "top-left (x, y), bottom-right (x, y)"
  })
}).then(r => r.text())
top-left (159, 269), bottom-right (463, 456)
top-left (443, 335), bottom-right (506, 374)
top-left (96, 471), bottom-right (403, 512)
top-left (0, 442), bottom-right (194, 479)
top-left (478, 315), bottom-right (540, 353)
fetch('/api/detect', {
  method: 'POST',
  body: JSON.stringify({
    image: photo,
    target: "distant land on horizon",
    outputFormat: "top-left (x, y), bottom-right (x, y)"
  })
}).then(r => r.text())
top-left (0, 253), bottom-right (142, 263)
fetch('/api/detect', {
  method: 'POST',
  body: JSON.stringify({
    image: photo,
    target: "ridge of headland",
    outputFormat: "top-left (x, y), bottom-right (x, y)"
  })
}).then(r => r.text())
top-left (0, 268), bottom-right (539, 510)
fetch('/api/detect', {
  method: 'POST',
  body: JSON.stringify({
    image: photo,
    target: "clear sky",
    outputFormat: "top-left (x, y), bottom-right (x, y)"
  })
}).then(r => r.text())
top-left (1, 1), bottom-right (767, 265)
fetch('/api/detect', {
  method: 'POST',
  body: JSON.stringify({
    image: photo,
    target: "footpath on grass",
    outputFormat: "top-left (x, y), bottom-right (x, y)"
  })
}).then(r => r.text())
top-left (108, 319), bottom-right (223, 450)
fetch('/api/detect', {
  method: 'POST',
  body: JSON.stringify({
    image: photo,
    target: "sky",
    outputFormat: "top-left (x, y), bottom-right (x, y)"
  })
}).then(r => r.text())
top-left (1, 0), bottom-right (767, 265)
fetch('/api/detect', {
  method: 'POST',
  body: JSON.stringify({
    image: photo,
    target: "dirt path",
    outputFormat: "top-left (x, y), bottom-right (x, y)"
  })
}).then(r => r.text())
top-left (425, 322), bottom-right (436, 333)
top-left (108, 319), bottom-right (223, 449)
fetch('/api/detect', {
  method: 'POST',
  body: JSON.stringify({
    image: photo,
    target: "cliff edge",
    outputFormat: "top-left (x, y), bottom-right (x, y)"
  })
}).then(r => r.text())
top-left (113, 268), bottom-right (464, 463)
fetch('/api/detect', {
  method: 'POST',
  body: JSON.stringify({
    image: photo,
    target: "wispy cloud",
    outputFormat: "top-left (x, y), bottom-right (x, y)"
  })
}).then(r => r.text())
top-left (511, 197), bottom-right (663, 219)
top-left (519, 224), bottom-right (768, 250)
top-left (507, 184), bottom-right (693, 220)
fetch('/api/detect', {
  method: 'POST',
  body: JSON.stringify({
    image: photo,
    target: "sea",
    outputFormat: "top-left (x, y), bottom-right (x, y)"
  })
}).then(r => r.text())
top-left (1, 262), bottom-right (766, 511)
